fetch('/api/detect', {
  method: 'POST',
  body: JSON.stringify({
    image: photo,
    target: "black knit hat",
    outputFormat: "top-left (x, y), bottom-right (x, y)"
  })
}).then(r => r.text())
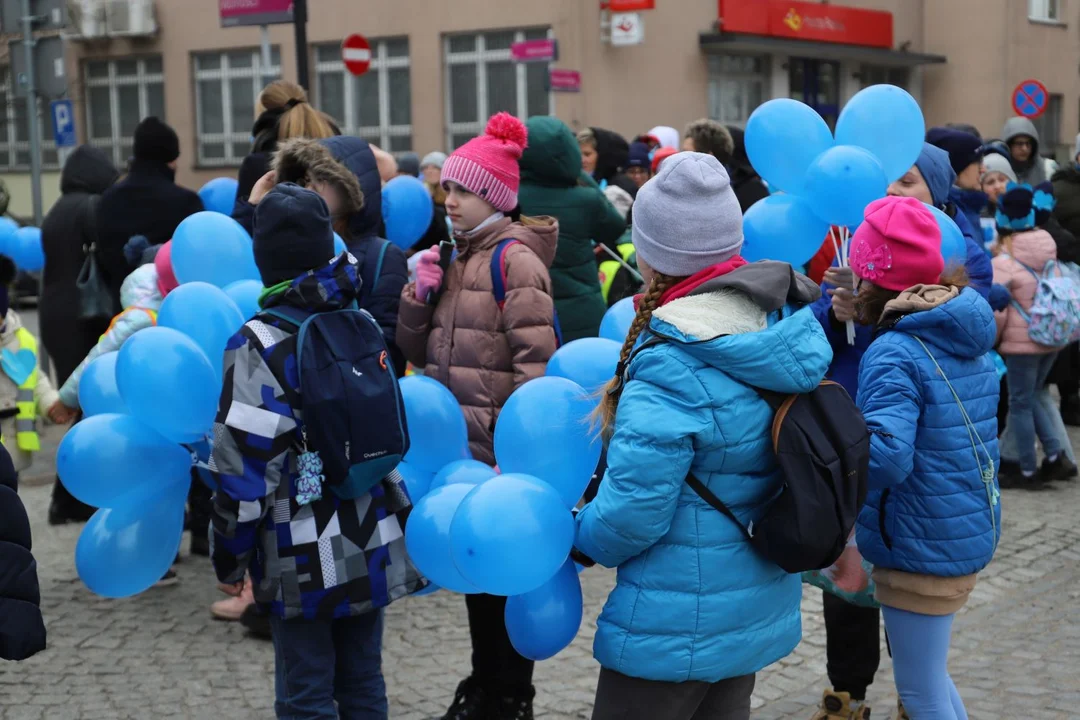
top-left (925, 126), bottom-right (985, 175)
top-left (253, 183), bottom-right (335, 286)
top-left (133, 116), bottom-right (180, 165)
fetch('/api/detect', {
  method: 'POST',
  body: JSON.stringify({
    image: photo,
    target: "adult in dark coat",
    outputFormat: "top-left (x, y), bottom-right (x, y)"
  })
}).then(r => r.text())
top-left (40, 145), bottom-right (118, 525)
top-left (725, 126), bottom-right (770, 213)
top-left (95, 117), bottom-right (203, 307)
top-left (0, 444), bottom-right (46, 661)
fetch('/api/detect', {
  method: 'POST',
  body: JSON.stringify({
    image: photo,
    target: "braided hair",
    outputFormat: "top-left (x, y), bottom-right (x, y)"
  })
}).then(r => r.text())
top-left (595, 272), bottom-right (678, 438)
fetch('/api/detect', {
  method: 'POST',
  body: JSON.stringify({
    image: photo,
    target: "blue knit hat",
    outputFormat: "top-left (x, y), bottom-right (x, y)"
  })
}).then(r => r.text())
top-left (914, 143), bottom-right (956, 208)
top-left (996, 183), bottom-right (1037, 231)
top-left (253, 183), bottom-right (335, 286)
top-left (627, 141), bottom-right (652, 170)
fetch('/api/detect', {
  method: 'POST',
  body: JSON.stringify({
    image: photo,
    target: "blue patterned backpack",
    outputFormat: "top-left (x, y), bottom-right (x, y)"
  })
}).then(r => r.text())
top-left (1010, 258), bottom-right (1080, 347)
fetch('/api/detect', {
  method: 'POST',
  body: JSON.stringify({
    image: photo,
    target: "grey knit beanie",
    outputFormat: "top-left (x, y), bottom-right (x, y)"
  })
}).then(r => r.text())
top-left (632, 152), bottom-right (743, 277)
top-left (421, 151), bottom-right (447, 169)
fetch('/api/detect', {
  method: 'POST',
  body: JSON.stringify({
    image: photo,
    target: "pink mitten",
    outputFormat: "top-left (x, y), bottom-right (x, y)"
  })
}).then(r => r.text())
top-left (415, 246), bottom-right (444, 301)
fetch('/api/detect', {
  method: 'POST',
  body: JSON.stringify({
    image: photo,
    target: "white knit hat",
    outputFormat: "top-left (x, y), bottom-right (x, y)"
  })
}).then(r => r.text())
top-left (981, 152), bottom-right (1017, 184)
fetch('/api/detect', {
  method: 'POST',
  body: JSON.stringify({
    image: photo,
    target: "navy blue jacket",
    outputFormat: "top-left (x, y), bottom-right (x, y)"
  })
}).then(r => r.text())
top-left (0, 446), bottom-right (46, 661)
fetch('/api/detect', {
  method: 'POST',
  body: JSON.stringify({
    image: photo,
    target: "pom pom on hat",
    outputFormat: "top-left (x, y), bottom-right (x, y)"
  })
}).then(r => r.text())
top-left (485, 112), bottom-right (528, 152)
top-left (441, 113), bottom-right (528, 212)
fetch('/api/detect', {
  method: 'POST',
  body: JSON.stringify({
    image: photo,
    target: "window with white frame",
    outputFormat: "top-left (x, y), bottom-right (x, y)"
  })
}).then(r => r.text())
top-left (0, 69), bottom-right (59, 171)
top-left (84, 56), bottom-right (165, 168)
top-left (1029, 0), bottom-right (1059, 21)
top-left (193, 48), bottom-right (281, 167)
top-left (315, 38), bottom-right (412, 152)
top-left (707, 54), bottom-right (768, 126)
top-left (444, 28), bottom-right (553, 150)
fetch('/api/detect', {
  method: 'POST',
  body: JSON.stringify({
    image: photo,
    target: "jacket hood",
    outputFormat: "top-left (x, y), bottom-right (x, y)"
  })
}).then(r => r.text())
top-left (264, 251), bottom-right (362, 313)
top-left (1052, 166), bottom-right (1080, 184)
top-left (272, 137), bottom-right (377, 239)
top-left (519, 116), bottom-right (582, 187)
top-left (458, 215), bottom-right (558, 269)
top-left (61, 145), bottom-right (119, 195)
top-left (649, 261), bottom-right (831, 392)
top-left (591, 127), bottom-right (630, 184)
top-left (889, 286), bottom-right (996, 359)
top-left (322, 136), bottom-right (382, 238)
top-left (120, 264), bottom-right (164, 311)
top-left (1003, 117), bottom-right (1040, 149)
top-left (1004, 227), bottom-right (1057, 269)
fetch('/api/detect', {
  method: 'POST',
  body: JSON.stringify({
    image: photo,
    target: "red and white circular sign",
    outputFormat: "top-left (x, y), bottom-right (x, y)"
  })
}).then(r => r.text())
top-left (341, 34), bottom-right (372, 76)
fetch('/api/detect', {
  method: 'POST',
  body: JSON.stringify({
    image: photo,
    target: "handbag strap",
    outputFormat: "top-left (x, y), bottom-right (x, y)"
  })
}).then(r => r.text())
top-left (84, 195), bottom-right (100, 255)
top-left (686, 472), bottom-right (753, 541)
top-left (912, 337), bottom-right (999, 548)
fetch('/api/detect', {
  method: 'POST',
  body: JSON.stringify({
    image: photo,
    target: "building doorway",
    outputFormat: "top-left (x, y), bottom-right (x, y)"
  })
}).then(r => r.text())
top-left (790, 58), bottom-right (840, 128)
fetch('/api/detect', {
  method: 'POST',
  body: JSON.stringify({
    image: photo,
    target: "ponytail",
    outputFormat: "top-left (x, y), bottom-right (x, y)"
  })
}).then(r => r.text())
top-left (256, 80), bottom-right (335, 143)
top-left (594, 272), bottom-right (677, 438)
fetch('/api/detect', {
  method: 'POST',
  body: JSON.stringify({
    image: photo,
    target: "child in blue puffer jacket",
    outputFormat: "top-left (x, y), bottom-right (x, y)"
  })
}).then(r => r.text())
top-left (574, 153), bottom-right (832, 720)
top-left (851, 196), bottom-right (1001, 720)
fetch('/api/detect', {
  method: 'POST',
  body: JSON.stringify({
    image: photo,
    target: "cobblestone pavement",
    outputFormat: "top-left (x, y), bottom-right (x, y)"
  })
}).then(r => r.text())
top-left (2, 323), bottom-right (1079, 717)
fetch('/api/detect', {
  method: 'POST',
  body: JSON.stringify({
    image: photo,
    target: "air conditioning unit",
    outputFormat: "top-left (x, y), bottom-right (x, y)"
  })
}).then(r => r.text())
top-left (106, 0), bottom-right (157, 37)
top-left (68, 0), bottom-right (107, 38)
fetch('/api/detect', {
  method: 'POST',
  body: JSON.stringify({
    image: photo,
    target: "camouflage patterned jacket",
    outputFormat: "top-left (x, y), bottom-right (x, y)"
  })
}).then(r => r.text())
top-left (209, 253), bottom-right (425, 620)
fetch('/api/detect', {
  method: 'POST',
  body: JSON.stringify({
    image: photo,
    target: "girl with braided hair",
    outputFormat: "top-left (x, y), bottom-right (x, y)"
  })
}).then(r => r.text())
top-left (574, 152), bottom-right (832, 720)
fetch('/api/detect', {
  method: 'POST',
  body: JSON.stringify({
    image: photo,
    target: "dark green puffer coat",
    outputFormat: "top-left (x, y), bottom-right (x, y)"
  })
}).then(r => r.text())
top-left (518, 116), bottom-right (627, 342)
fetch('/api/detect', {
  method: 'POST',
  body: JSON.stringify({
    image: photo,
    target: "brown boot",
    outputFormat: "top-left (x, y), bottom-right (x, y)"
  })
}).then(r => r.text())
top-left (811, 690), bottom-right (871, 720)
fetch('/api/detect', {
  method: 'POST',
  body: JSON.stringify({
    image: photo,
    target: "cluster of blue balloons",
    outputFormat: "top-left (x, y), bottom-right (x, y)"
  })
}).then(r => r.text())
top-left (383, 176), bottom-right (434, 251)
top-left (400, 374), bottom-right (600, 660)
top-left (0, 218), bottom-right (45, 272)
top-left (743, 85), bottom-right (926, 266)
top-left (599, 298), bottom-right (635, 344)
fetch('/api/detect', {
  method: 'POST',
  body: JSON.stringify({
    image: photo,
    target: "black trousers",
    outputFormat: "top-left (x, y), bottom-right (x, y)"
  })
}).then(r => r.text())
top-left (1052, 341), bottom-right (1080, 400)
top-left (465, 593), bottom-right (534, 696)
top-left (591, 668), bottom-right (755, 720)
top-left (823, 592), bottom-right (880, 701)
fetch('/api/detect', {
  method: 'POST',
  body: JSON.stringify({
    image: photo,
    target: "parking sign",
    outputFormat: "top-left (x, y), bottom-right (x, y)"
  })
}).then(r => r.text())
top-left (51, 99), bottom-right (75, 148)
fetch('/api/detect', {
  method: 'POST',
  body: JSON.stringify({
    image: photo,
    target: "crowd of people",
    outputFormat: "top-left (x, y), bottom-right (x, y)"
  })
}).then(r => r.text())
top-left (1, 77), bottom-right (1078, 720)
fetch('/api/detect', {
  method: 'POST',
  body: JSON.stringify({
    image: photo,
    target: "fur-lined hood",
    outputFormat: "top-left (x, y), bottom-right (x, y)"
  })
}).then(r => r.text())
top-left (272, 137), bottom-right (365, 225)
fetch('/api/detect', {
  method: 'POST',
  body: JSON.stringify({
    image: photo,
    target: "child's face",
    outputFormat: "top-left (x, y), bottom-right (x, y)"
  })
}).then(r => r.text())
top-left (887, 166), bottom-right (933, 205)
top-left (309, 179), bottom-right (346, 218)
top-left (982, 171), bottom-right (1010, 203)
top-left (580, 143), bottom-right (598, 175)
top-left (443, 181), bottom-right (497, 233)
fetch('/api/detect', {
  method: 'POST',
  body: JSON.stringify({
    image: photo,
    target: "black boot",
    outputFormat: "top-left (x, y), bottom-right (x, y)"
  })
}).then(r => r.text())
top-left (493, 686), bottom-right (534, 720)
top-left (1040, 454), bottom-right (1078, 481)
top-left (48, 478), bottom-right (95, 525)
top-left (438, 678), bottom-right (493, 720)
top-left (239, 604), bottom-right (272, 640)
top-left (998, 461), bottom-right (1050, 490)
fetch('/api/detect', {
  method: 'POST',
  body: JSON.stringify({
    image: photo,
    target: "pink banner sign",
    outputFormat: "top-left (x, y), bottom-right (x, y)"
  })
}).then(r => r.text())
top-left (511, 38), bottom-right (558, 63)
top-left (548, 69), bottom-right (581, 93)
top-left (220, 0), bottom-right (294, 28)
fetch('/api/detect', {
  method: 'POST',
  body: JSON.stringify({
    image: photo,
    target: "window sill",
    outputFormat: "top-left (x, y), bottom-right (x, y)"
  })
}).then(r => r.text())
top-left (194, 162), bottom-right (243, 171)
top-left (1028, 17), bottom-right (1067, 28)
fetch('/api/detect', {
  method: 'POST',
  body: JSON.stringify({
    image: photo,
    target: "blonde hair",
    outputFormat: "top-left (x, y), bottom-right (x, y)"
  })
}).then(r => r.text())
top-left (257, 80), bottom-right (335, 143)
top-left (427, 180), bottom-right (447, 205)
top-left (595, 272), bottom-right (678, 437)
top-left (576, 127), bottom-right (597, 149)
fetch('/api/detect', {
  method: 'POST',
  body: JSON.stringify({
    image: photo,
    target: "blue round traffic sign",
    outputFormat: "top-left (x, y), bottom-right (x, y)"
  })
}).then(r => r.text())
top-left (1012, 79), bottom-right (1049, 119)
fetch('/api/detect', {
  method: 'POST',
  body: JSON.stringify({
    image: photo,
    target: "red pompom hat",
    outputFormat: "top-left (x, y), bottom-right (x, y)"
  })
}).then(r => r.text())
top-left (441, 112), bottom-right (528, 212)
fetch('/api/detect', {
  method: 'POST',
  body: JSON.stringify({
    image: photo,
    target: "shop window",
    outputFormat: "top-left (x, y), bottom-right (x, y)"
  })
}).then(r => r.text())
top-left (1028, 0), bottom-right (1060, 21)
top-left (193, 48), bottom-right (281, 167)
top-left (444, 28), bottom-right (553, 150)
top-left (84, 56), bottom-right (165, 169)
top-left (859, 65), bottom-right (909, 90)
top-left (707, 54), bottom-right (768, 126)
top-left (315, 38), bottom-right (412, 152)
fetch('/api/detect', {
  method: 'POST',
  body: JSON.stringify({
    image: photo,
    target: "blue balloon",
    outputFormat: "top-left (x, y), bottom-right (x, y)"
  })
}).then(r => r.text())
top-left (404, 483), bottom-right (480, 594)
top-left (450, 474), bottom-right (574, 596)
top-left (56, 413), bottom-right (192, 509)
top-left (494, 377), bottom-right (601, 509)
top-left (75, 476), bottom-right (189, 598)
top-left (382, 176), bottom-right (434, 250)
top-left (804, 146), bottom-right (889, 228)
top-left (746, 98), bottom-right (834, 195)
top-left (334, 232), bottom-right (347, 255)
top-left (198, 177), bottom-right (240, 216)
top-left (78, 352), bottom-right (128, 417)
top-left (599, 297), bottom-right (635, 343)
top-left (397, 460), bottom-right (436, 501)
top-left (223, 279), bottom-right (263, 321)
top-left (545, 338), bottom-right (621, 394)
top-left (505, 559), bottom-right (583, 661)
top-left (117, 326), bottom-right (220, 444)
top-left (927, 205), bottom-right (967, 265)
top-left (742, 194), bottom-right (831, 266)
top-left (171, 211), bottom-right (259, 288)
top-left (835, 84), bottom-right (925, 183)
top-left (399, 376), bottom-right (470, 473)
top-left (158, 282), bottom-right (245, 376)
top-left (10, 226), bottom-right (44, 272)
top-left (0, 217), bottom-right (18, 256)
top-left (428, 459), bottom-right (496, 494)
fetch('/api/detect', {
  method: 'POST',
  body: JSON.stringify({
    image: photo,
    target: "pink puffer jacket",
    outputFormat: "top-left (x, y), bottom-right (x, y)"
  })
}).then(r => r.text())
top-left (992, 229), bottom-right (1058, 355)
top-left (397, 215), bottom-right (559, 464)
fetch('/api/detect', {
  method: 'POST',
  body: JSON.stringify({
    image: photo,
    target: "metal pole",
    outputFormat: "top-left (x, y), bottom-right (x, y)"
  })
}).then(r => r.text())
top-left (293, 0), bottom-right (308, 89)
top-left (21, 0), bottom-right (42, 226)
top-left (260, 25), bottom-right (272, 82)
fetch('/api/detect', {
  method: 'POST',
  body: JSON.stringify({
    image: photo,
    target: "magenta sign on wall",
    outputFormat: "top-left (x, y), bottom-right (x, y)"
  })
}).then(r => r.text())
top-left (548, 69), bottom-right (581, 93)
top-left (220, 0), bottom-right (294, 28)
top-left (510, 38), bottom-right (558, 63)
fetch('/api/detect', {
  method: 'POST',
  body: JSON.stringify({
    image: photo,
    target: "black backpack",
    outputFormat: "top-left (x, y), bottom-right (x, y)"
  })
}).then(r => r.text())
top-left (627, 337), bottom-right (869, 574)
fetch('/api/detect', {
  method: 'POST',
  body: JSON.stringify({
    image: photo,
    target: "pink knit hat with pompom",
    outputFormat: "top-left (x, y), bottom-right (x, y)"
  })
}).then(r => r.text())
top-left (441, 113), bottom-right (528, 212)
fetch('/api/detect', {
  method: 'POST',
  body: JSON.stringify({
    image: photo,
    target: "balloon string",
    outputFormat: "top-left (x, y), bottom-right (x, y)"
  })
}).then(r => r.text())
top-left (841, 226), bottom-right (855, 346)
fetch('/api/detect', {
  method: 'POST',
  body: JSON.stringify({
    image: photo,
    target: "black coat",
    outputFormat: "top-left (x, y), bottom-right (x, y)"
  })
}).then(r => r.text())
top-left (96, 158), bottom-right (203, 306)
top-left (39, 145), bottom-right (119, 383)
top-left (0, 445), bottom-right (46, 661)
top-left (725, 126), bottom-right (770, 213)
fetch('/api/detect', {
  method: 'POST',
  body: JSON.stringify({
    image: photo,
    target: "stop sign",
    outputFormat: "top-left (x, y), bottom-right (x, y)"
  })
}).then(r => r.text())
top-left (342, 34), bottom-right (372, 76)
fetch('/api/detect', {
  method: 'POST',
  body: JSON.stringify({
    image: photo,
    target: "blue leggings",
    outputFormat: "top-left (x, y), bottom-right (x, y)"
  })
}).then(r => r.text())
top-left (882, 606), bottom-right (967, 720)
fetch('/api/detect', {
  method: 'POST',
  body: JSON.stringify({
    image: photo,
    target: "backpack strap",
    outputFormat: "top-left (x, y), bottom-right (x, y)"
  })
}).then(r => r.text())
top-left (373, 238), bottom-right (390, 287)
top-left (490, 238), bottom-right (520, 310)
top-left (260, 305), bottom-right (309, 331)
top-left (686, 472), bottom-right (754, 541)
